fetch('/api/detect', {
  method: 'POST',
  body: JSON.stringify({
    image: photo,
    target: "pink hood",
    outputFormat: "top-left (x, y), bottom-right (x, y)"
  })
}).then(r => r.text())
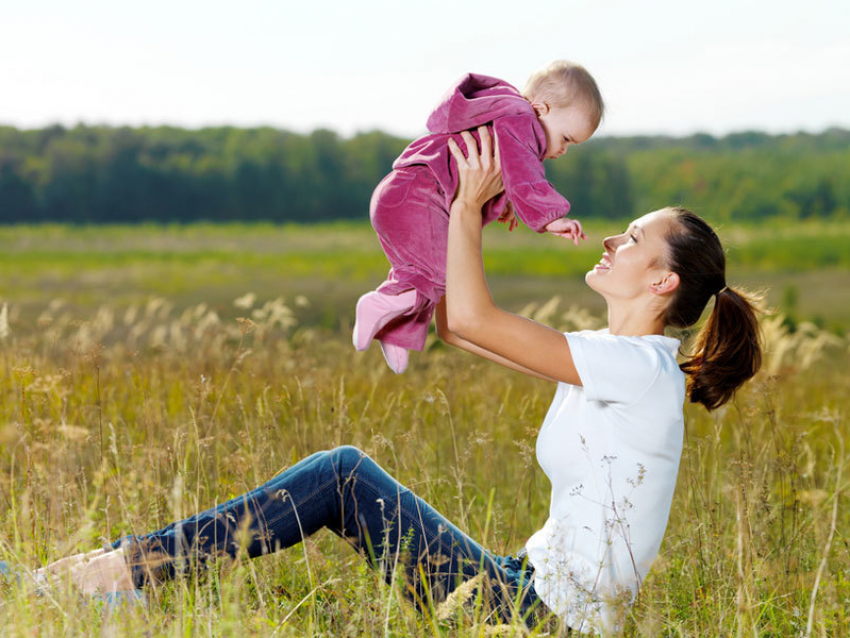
top-left (425, 73), bottom-right (534, 133)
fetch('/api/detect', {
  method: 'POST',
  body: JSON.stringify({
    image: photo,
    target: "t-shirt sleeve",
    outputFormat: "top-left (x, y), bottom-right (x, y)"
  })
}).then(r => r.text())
top-left (492, 115), bottom-right (570, 233)
top-left (565, 331), bottom-right (663, 405)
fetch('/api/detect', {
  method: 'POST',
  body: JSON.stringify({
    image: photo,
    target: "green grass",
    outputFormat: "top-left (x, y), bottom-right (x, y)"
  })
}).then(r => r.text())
top-left (1, 220), bottom-right (849, 331)
top-left (0, 221), bottom-right (849, 636)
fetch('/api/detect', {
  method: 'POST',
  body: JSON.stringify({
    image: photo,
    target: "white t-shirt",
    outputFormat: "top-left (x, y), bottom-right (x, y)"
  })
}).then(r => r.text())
top-left (525, 329), bottom-right (685, 635)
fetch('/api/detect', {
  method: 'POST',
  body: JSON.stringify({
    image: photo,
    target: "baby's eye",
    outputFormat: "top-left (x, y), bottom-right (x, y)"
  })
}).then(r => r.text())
top-left (629, 234), bottom-right (638, 242)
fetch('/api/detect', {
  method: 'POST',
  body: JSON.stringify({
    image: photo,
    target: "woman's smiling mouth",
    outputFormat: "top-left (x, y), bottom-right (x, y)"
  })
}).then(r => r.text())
top-left (594, 253), bottom-right (612, 270)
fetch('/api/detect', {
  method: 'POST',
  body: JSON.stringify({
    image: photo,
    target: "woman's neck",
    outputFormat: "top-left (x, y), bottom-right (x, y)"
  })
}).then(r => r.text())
top-left (605, 299), bottom-right (667, 337)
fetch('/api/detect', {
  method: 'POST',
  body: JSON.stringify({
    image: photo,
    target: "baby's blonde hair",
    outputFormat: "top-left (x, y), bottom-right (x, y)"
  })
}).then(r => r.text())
top-left (523, 60), bottom-right (604, 128)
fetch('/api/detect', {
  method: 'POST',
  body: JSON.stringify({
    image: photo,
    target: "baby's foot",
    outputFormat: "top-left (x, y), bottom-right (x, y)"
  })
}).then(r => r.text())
top-left (379, 340), bottom-right (409, 374)
top-left (353, 289), bottom-right (416, 351)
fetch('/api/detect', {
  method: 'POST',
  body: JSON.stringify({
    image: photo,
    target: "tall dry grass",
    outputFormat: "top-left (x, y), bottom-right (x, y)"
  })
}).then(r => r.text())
top-left (1, 294), bottom-right (848, 636)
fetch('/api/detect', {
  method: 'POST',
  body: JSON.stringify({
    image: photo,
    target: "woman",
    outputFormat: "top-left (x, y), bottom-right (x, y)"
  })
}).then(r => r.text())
top-left (15, 128), bottom-right (762, 635)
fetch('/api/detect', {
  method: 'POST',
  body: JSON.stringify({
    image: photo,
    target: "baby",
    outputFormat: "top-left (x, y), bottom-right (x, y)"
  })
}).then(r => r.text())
top-left (354, 60), bottom-right (604, 373)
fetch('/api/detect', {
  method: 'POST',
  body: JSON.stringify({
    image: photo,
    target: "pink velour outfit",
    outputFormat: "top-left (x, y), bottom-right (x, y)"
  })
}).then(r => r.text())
top-left (362, 73), bottom-right (572, 362)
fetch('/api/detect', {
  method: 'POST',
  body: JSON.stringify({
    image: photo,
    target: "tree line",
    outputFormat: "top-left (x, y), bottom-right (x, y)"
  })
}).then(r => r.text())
top-left (0, 124), bottom-right (847, 224)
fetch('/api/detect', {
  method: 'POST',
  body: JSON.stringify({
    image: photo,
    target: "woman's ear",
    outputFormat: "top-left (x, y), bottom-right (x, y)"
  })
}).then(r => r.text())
top-left (650, 271), bottom-right (680, 296)
top-left (530, 101), bottom-right (550, 117)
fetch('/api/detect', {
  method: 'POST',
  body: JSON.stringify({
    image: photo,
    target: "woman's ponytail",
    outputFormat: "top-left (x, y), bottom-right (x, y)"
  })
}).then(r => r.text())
top-left (663, 208), bottom-right (763, 410)
top-left (679, 286), bottom-right (762, 410)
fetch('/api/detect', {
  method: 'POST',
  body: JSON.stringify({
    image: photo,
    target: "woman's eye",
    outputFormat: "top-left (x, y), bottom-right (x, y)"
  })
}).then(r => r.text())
top-left (629, 234), bottom-right (638, 242)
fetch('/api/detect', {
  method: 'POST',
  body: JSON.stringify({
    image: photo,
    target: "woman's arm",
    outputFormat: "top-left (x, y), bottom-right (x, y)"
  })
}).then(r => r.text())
top-left (445, 128), bottom-right (582, 386)
top-left (434, 297), bottom-right (558, 382)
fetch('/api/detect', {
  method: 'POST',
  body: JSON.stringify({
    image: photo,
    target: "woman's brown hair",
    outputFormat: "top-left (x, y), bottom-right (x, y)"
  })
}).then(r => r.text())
top-left (664, 208), bottom-right (763, 410)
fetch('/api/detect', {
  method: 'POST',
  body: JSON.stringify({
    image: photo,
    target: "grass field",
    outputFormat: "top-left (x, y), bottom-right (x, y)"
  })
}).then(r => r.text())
top-left (1, 221), bottom-right (849, 636)
top-left (1, 219), bottom-right (849, 332)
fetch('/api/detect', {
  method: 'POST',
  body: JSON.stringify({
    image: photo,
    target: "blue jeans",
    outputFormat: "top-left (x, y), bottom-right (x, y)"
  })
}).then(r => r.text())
top-left (112, 446), bottom-right (547, 625)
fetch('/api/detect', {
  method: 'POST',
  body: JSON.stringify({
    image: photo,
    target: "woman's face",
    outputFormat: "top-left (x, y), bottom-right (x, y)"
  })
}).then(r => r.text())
top-left (586, 209), bottom-right (677, 302)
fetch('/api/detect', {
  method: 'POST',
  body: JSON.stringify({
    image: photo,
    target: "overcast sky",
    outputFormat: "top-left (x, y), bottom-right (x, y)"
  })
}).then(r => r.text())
top-left (1, 0), bottom-right (848, 138)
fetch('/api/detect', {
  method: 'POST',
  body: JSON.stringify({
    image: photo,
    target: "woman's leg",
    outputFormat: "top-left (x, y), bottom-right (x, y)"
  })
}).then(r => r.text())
top-left (112, 446), bottom-right (541, 621)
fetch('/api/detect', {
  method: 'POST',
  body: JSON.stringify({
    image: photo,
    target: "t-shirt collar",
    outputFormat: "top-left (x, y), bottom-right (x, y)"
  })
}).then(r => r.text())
top-left (599, 327), bottom-right (681, 356)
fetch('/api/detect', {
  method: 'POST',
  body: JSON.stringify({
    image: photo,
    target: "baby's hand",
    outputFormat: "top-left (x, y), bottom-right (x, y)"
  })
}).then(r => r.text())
top-left (497, 201), bottom-right (519, 232)
top-left (545, 217), bottom-right (586, 246)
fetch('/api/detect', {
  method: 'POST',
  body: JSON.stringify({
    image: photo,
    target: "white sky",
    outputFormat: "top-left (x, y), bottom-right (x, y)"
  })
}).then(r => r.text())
top-left (1, 0), bottom-right (848, 138)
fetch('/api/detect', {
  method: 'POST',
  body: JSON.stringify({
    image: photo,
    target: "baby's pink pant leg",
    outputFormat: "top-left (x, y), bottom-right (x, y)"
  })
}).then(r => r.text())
top-left (368, 167), bottom-right (449, 352)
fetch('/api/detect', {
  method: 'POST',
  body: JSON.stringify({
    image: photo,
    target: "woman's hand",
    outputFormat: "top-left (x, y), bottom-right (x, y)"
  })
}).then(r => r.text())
top-left (444, 127), bottom-right (582, 387)
top-left (447, 127), bottom-right (504, 210)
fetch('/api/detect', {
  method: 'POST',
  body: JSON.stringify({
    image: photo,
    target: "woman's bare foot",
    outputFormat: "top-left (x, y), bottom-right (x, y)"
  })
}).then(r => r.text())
top-left (70, 549), bottom-right (135, 594)
top-left (37, 547), bottom-right (135, 594)
top-left (37, 548), bottom-right (106, 579)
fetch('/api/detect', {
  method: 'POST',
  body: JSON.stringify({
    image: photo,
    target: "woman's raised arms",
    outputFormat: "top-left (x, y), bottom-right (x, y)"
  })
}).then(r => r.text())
top-left (434, 296), bottom-right (559, 382)
top-left (443, 128), bottom-right (583, 387)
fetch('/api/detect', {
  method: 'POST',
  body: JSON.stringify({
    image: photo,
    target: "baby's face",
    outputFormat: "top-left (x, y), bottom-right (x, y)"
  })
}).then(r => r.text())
top-left (535, 103), bottom-right (597, 160)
